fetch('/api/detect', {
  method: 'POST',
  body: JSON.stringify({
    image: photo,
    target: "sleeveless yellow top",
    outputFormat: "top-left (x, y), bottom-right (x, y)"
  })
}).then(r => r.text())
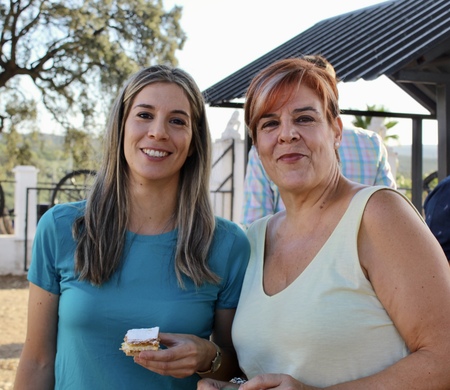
top-left (232, 186), bottom-right (410, 387)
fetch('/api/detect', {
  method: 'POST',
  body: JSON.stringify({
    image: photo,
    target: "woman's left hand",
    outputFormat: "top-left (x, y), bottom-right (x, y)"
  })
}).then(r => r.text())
top-left (241, 374), bottom-right (321, 390)
top-left (134, 332), bottom-right (215, 378)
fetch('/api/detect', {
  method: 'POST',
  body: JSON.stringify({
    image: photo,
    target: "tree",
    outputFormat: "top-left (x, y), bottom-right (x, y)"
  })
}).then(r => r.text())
top-left (0, 0), bottom-right (186, 134)
top-left (64, 126), bottom-right (102, 170)
top-left (352, 104), bottom-right (399, 142)
top-left (1, 127), bottom-right (36, 172)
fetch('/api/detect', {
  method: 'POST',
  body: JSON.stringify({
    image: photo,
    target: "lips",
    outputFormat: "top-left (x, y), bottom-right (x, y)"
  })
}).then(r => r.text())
top-left (142, 148), bottom-right (170, 158)
top-left (277, 152), bottom-right (306, 162)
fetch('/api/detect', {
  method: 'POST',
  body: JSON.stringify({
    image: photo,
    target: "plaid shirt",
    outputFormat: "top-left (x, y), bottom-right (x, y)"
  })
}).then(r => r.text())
top-left (241, 127), bottom-right (397, 227)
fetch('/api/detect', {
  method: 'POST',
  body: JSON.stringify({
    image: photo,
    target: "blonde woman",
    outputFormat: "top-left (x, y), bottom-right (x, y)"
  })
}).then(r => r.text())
top-left (15, 65), bottom-right (250, 390)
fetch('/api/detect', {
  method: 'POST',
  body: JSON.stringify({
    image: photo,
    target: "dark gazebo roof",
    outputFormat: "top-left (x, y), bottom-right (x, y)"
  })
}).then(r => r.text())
top-left (202, 0), bottom-right (450, 211)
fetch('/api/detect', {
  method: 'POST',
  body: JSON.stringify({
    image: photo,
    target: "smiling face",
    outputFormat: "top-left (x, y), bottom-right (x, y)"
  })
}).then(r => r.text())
top-left (123, 82), bottom-right (193, 187)
top-left (255, 84), bottom-right (342, 193)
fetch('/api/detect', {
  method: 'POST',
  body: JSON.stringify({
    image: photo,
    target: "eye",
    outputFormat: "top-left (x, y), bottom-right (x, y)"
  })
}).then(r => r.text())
top-left (258, 119), bottom-right (279, 131)
top-left (137, 111), bottom-right (153, 120)
top-left (170, 117), bottom-right (188, 127)
top-left (295, 115), bottom-right (314, 124)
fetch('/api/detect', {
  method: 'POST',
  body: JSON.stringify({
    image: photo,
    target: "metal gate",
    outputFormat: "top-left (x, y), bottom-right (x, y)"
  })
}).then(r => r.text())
top-left (210, 139), bottom-right (235, 221)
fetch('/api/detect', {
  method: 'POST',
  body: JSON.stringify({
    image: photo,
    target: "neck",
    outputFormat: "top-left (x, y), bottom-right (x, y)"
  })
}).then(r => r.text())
top-left (129, 206), bottom-right (177, 235)
top-left (127, 181), bottom-right (178, 235)
top-left (271, 178), bottom-right (346, 245)
top-left (281, 171), bottom-right (344, 227)
top-left (314, 168), bottom-right (343, 210)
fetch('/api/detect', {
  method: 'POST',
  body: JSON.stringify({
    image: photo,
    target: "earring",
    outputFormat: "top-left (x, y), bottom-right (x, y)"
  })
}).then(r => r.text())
top-left (335, 142), bottom-right (340, 148)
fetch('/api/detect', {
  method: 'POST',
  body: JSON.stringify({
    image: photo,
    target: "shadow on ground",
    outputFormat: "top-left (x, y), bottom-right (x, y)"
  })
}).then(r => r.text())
top-left (0, 345), bottom-right (22, 360)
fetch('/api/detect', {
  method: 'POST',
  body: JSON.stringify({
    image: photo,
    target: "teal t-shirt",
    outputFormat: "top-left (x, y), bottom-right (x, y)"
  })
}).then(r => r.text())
top-left (28, 201), bottom-right (250, 389)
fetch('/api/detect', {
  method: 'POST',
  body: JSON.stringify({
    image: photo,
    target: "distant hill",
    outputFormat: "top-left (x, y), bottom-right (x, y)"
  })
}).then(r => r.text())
top-left (0, 131), bottom-right (101, 184)
top-left (390, 144), bottom-right (438, 177)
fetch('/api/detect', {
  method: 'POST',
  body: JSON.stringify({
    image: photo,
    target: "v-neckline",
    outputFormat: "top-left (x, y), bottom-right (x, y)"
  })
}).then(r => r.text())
top-left (260, 188), bottom-right (365, 297)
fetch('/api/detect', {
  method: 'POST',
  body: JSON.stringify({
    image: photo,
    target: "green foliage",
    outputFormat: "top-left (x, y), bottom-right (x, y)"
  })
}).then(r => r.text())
top-left (64, 127), bottom-right (102, 170)
top-left (0, 130), bottom-right (100, 211)
top-left (0, 0), bottom-right (186, 134)
top-left (0, 130), bottom-right (101, 183)
top-left (388, 173), bottom-right (437, 206)
top-left (394, 174), bottom-right (412, 199)
top-left (0, 78), bottom-right (39, 133)
top-left (352, 104), bottom-right (399, 142)
top-left (1, 128), bottom-right (36, 171)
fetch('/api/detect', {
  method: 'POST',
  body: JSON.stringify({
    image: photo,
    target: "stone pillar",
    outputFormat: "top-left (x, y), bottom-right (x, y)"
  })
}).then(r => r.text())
top-left (13, 166), bottom-right (39, 240)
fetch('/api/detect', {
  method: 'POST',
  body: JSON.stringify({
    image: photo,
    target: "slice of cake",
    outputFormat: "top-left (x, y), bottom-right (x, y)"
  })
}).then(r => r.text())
top-left (120, 326), bottom-right (160, 356)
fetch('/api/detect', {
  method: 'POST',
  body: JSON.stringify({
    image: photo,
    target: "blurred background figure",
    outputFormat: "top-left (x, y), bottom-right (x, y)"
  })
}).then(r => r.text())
top-left (424, 175), bottom-right (450, 261)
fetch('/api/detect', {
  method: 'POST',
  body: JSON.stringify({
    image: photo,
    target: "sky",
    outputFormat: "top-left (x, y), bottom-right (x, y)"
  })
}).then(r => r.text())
top-left (163, 0), bottom-right (438, 145)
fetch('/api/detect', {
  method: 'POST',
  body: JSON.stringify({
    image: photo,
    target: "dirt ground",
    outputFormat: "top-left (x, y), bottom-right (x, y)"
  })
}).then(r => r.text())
top-left (0, 274), bottom-right (29, 390)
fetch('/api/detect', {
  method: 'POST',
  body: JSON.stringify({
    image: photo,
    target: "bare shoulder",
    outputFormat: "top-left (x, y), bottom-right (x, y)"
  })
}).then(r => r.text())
top-left (363, 188), bottom-right (423, 230)
top-left (359, 187), bottom-right (449, 280)
top-left (365, 187), bottom-right (413, 210)
top-left (358, 188), bottom-right (442, 275)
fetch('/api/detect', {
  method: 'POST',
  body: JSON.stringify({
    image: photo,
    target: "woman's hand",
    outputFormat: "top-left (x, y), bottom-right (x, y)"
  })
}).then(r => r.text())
top-left (197, 378), bottom-right (240, 389)
top-left (241, 374), bottom-right (320, 390)
top-left (134, 332), bottom-right (216, 378)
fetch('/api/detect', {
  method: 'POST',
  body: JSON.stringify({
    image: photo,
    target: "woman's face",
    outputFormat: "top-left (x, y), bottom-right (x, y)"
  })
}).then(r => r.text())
top-left (123, 82), bottom-right (193, 187)
top-left (255, 84), bottom-right (341, 193)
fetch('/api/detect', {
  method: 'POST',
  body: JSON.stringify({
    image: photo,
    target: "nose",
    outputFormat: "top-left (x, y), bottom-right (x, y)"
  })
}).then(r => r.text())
top-left (278, 121), bottom-right (300, 144)
top-left (146, 118), bottom-right (169, 140)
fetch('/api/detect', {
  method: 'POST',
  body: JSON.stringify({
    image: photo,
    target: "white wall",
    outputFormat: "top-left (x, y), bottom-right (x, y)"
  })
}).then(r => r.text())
top-left (0, 166), bottom-right (39, 275)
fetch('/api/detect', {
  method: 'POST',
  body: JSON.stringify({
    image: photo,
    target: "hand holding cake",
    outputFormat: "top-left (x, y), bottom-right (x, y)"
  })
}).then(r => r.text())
top-left (131, 332), bottom-right (225, 379)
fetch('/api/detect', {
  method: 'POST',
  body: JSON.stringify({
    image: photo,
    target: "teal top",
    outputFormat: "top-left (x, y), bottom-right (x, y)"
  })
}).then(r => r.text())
top-left (28, 201), bottom-right (250, 390)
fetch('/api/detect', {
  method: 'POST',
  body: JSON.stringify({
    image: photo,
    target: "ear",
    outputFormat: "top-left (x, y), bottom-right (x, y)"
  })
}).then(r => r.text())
top-left (334, 116), bottom-right (343, 144)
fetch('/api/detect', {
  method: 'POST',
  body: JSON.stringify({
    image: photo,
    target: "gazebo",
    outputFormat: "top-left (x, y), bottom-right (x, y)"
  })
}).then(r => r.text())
top-left (202, 0), bottom-right (450, 212)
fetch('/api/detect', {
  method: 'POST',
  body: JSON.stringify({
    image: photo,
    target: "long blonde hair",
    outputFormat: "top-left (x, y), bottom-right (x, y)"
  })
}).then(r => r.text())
top-left (73, 65), bottom-right (217, 287)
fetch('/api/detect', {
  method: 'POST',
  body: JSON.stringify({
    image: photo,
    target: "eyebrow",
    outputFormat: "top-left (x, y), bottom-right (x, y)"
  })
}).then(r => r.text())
top-left (133, 103), bottom-right (190, 118)
top-left (293, 106), bottom-right (320, 114)
top-left (260, 105), bottom-right (320, 119)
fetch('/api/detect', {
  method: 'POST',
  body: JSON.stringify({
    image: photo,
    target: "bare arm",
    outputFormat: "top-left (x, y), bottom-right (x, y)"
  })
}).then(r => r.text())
top-left (207, 307), bottom-right (242, 381)
top-left (14, 283), bottom-right (59, 390)
top-left (340, 189), bottom-right (450, 389)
